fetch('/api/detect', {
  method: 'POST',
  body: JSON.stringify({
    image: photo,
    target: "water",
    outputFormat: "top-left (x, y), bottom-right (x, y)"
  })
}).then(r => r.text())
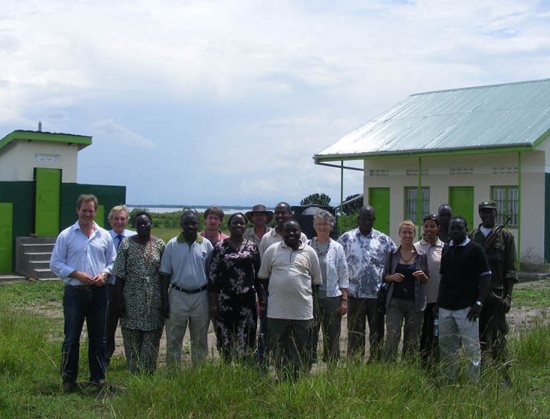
top-left (128, 205), bottom-right (254, 215)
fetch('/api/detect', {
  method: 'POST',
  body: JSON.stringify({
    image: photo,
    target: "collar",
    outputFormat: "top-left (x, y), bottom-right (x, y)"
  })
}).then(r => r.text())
top-left (73, 220), bottom-right (100, 235)
top-left (448, 237), bottom-right (470, 247)
top-left (355, 227), bottom-right (374, 239)
top-left (177, 232), bottom-right (204, 244)
top-left (280, 240), bottom-right (306, 251)
top-left (419, 237), bottom-right (444, 247)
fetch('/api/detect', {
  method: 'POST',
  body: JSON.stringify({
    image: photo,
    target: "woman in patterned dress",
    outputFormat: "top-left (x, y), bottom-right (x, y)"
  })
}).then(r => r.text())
top-left (208, 212), bottom-right (263, 362)
top-left (113, 211), bottom-right (165, 374)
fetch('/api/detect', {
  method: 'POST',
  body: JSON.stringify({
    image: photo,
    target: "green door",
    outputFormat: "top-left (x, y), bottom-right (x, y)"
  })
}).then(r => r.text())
top-left (0, 202), bottom-right (13, 272)
top-left (95, 204), bottom-right (105, 228)
top-left (368, 187), bottom-right (390, 235)
top-left (449, 186), bottom-right (474, 232)
top-left (34, 168), bottom-right (61, 236)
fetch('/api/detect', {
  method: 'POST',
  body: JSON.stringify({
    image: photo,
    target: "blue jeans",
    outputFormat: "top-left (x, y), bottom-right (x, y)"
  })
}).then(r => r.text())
top-left (61, 285), bottom-right (107, 383)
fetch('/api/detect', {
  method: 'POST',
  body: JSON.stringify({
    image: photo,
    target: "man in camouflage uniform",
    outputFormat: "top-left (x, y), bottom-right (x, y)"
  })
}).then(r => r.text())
top-left (469, 200), bottom-right (517, 386)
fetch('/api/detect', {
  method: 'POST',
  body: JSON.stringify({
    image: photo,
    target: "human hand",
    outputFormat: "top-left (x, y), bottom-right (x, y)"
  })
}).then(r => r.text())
top-left (392, 273), bottom-right (405, 283)
top-left (339, 300), bottom-right (348, 316)
top-left (72, 271), bottom-right (95, 285)
top-left (467, 304), bottom-right (482, 321)
top-left (92, 273), bottom-right (107, 287)
top-left (412, 271), bottom-right (428, 282)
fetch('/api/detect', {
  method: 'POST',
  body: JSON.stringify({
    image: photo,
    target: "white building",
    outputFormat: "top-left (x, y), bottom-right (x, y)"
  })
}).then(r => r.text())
top-left (314, 79), bottom-right (550, 264)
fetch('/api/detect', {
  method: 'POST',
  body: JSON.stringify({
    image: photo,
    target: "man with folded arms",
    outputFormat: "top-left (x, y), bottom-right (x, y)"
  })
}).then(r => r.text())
top-left (50, 194), bottom-right (115, 393)
top-left (160, 210), bottom-right (213, 367)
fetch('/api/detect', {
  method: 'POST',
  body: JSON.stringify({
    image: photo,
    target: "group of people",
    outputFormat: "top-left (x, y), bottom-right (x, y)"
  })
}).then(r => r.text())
top-left (50, 195), bottom-right (516, 392)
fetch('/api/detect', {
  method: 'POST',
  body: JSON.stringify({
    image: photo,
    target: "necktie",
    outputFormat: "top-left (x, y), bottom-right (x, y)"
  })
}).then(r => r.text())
top-left (116, 234), bottom-right (124, 249)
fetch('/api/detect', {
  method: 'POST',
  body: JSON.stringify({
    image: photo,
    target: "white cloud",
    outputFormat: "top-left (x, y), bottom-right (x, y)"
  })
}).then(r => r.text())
top-left (89, 119), bottom-right (156, 148)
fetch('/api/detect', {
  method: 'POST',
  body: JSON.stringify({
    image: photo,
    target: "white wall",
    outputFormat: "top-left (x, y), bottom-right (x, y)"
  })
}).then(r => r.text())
top-left (0, 141), bottom-right (79, 182)
top-left (362, 151), bottom-right (545, 262)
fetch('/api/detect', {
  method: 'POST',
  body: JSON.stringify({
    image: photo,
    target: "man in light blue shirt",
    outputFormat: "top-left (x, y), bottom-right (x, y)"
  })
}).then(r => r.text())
top-left (160, 210), bottom-right (213, 367)
top-left (50, 194), bottom-right (115, 393)
top-left (105, 204), bottom-right (135, 367)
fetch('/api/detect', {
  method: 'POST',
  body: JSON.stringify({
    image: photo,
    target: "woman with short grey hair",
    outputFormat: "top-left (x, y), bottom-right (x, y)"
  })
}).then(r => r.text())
top-left (309, 210), bottom-right (349, 363)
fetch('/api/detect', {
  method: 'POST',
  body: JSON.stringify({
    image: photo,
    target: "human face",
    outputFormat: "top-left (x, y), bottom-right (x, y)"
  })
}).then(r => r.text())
top-left (135, 214), bottom-right (152, 238)
top-left (313, 218), bottom-right (332, 240)
top-left (449, 219), bottom-right (467, 244)
top-left (479, 208), bottom-right (497, 229)
top-left (77, 201), bottom-right (96, 227)
top-left (229, 214), bottom-right (247, 238)
top-left (274, 204), bottom-right (292, 226)
top-left (283, 221), bottom-right (302, 250)
top-left (399, 225), bottom-right (415, 246)
top-left (109, 210), bottom-right (128, 234)
top-left (251, 213), bottom-right (267, 228)
top-left (438, 207), bottom-right (452, 228)
top-left (205, 214), bottom-right (222, 231)
top-left (181, 213), bottom-right (199, 241)
top-left (423, 219), bottom-right (439, 243)
top-left (358, 209), bottom-right (375, 235)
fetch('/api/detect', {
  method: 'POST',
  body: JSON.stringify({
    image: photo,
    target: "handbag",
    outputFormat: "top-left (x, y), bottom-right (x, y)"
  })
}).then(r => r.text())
top-left (377, 282), bottom-right (389, 314)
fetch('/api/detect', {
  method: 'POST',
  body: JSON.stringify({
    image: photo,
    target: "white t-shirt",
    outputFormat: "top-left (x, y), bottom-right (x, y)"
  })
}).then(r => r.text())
top-left (258, 241), bottom-right (321, 320)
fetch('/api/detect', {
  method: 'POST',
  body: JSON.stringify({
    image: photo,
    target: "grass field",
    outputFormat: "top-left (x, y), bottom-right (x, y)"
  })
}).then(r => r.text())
top-left (1, 281), bottom-right (549, 418)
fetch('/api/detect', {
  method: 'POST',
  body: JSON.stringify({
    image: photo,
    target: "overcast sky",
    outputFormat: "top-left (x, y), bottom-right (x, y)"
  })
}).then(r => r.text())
top-left (1, 0), bottom-right (549, 207)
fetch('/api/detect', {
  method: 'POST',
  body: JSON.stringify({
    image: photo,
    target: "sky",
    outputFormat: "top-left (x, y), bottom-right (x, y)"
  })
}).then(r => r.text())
top-left (1, 0), bottom-right (550, 207)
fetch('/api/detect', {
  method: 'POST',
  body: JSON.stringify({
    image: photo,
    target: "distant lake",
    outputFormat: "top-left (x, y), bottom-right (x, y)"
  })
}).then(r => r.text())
top-left (128, 205), bottom-right (260, 215)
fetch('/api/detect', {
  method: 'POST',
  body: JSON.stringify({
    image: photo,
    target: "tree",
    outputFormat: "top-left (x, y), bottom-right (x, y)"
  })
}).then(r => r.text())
top-left (300, 193), bottom-right (331, 206)
top-left (341, 194), bottom-right (363, 215)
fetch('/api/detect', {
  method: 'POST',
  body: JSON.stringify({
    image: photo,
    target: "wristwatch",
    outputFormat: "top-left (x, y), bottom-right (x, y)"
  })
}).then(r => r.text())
top-left (474, 300), bottom-right (483, 307)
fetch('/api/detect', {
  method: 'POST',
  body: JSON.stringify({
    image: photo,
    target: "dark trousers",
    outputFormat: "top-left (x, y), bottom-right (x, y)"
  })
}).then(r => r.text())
top-left (104, 283), bottom-right (120, 365)
top-left (480, 299), bottom-right (510, 373)
top-left (420, 302), bottom-right (439, 368)
top-left (347, 297), bottom-right (384, 361)
top-left (311, 296), bottom-right (342, 363)
top-left (267, 318), bottom-right (313, 379)
top-left (257, 297), bottom-right (268, 367)
top-left (61, 285), bottom-right (107, 383)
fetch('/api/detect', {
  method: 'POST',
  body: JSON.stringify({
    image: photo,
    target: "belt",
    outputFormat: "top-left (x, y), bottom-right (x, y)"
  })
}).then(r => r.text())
top-left (171, 284), bottom-right (208, 294)
top-left (70, 284), bottom-right (99, 291)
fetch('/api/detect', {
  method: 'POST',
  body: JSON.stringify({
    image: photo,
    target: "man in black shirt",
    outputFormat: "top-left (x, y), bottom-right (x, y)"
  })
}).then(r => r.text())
top-left (438, 216), bottom-right (491, 384)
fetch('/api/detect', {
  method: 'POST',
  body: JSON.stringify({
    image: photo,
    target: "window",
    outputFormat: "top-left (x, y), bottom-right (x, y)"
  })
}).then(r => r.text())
top-left (491, 186), bottom-right (518, 228)
top-left (404, 187), bottom-right (430, 224)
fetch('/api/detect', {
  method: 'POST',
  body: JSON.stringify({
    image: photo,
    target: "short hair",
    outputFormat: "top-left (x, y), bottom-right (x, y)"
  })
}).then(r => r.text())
top-left (314, 209), bottom-right (334, 224)
top-left (108, 204), bottom-right (129, 220)
top-left (132, 210), bottom-right (152, 227)
top-left (181, 209), bottom-right (199, 221)
top-left (227, 212), bottom-right (248, 228)
top-left (76, 194), bottom-right (98, 210)
top-left (204, 206), bottom-right (224, 220)
top-left (398, 220), bottom-right (416, 234)
top-left (450, 215), bottom-right (467, 228)
top-left (422, 213), bottom-right (440, 226)
top-left (283, 220), bottom-right (301, 230)
top-left (275, 202), bottom-right (292, 212)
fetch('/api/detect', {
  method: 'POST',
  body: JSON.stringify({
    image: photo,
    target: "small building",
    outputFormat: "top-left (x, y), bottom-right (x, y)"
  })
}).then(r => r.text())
top-left (0, 129), bottom-right (126, 273)
top-left (314, 79), bottom-right (550, 264)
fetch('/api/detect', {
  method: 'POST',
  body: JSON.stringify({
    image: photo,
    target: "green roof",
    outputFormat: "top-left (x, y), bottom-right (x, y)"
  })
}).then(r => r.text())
top-left (314, 78), bottom-right (550, 162)
top-left (0, 130), bottom-right (92, 153)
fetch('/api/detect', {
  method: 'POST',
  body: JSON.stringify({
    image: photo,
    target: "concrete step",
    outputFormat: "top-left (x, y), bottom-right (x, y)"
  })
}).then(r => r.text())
top-left (28, 260), bottom-right (51, 269)
top-left (0, 274), bottom-right (26, 284)
top-left (24, 252), bottom-right (52, 257)
top-left (33, 268), bottom-right (57, 279)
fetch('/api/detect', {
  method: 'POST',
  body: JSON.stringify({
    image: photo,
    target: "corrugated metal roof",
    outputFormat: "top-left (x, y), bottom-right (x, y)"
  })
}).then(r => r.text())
top-left (314, 79), bottom-right (550, 161)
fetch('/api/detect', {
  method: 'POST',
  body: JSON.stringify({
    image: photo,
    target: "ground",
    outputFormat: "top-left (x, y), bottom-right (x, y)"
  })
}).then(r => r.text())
top-left (21, 279), bottom-right (550, 364)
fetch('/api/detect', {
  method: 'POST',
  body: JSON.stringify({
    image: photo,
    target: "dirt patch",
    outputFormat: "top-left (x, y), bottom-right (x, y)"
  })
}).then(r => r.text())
top-left (24, 280), bottom-right (550, 363)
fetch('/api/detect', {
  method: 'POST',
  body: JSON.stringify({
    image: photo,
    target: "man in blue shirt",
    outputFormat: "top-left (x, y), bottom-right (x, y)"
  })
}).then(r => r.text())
top-left (50, 194), bottom-right (115, 393)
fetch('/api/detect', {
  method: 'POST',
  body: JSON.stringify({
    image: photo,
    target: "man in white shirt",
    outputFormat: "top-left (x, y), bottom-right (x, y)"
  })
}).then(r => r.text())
top-left (258, 220), bottom-right (321, 379)
top-left (50, 194), bottom-right (115, 393)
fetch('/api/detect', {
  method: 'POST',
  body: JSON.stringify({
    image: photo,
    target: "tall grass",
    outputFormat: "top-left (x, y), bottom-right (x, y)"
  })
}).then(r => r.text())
top-left (1, 282), bottom-right (549, 418)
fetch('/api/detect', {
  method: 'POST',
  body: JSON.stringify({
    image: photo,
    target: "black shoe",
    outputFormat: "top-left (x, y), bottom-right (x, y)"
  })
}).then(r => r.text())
top-left (62, 382), bottom-right (80, 394)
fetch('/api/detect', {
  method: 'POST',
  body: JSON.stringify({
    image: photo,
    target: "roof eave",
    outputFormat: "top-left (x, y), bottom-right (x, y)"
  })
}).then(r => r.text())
top-left (313, 143), bottom-right (535, 163)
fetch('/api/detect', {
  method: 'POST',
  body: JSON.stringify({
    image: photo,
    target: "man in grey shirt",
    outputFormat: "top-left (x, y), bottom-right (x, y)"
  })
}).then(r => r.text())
top-left (160, 210), bottom-right (213, 367)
